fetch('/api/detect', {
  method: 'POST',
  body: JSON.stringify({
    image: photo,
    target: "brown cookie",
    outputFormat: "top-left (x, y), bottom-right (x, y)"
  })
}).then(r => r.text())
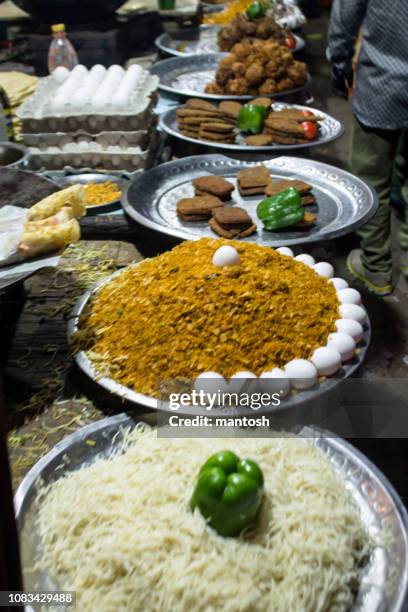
top-left (245, 134), bottom-right (276, 146)
top-left (176, 109), bottom-right (221, 119)
top-left (219, 101), bottom-right (242, 119)
top-left (265, 179), bottom-right (313, 196)
top-left (237, 165), bottom-right (270, 189)
top-left (265, 117), bottom-right (306, 136)
top-left (251, 97), bottom-right (273, 109)
top-left (200, 122), bottom-right (235, 134)
top-left (178, 212), bottom-right (211, 222)
top-left (209, 217), bottom-right (257, 238)
top-left (301, 194), bottom-right (316, 206)
top-left (263, 130), bottom-right (303, 145)
top-left (185, 98), bottom-right (219, 112)
top-left (293, 211), bottom-right (316, 228)
top-left (270, 109), bottom-right (322, 122)
top-left (193, 176), bottom-right (234, 200)
top-left (212, 206), bottom-right (252, 226)
top-left (177, 195), bottom-right (224, 216)
top-left (199, 131), bottom-right (235, 142)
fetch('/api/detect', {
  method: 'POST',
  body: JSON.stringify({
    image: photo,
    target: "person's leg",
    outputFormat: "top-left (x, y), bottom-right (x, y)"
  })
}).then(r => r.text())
top-left (397, 131), bottom-right (408, 275)
top-left (348, 115), bottom-right (399, 294)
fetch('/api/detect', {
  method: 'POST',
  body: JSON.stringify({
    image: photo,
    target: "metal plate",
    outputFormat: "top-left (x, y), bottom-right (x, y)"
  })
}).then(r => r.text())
top-left (155, 26), bottom-right (305, 57)
top-left (67, 260), bottom-right (371, 417)
top-left (159, 102), bottom-right (343, 152)
top-left (122, 154), bottom-right (378, 247)
top-left (150, 53), bottom-right (311, 101)
top-left (14, 412), bottom-right (408, 612)
top-left (42, 170), bottom-right (131, 216)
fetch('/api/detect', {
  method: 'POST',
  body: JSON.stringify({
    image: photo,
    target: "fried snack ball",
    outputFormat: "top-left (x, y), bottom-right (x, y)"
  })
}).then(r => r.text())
top-left (244, 62), bottom-right (265, 86)
top-left (225, 77), bottom-right (249, 95)
top-left (232, 61), bottom-right (246, 76)
top-left (241, 20), bottom-right (257, 35)
top-left (231, 41), bottom-right (252, 60)
top-left (277, 78), bottom-right (295, 92)
top-left (204, 81), bottom-right (224, 94)
top-left (264, 60), bottom-right (280, 76)
top-left (259, 78), bottom-right (278, 95)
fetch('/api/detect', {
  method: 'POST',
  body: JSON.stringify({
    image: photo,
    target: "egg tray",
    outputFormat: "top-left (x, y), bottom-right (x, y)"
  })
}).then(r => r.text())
top-left (17, 74), bottom-right (158, 134)
top-left (21, 124), bottom-right (157, 151)
top-left (25, 140), bottom-right (157, 172)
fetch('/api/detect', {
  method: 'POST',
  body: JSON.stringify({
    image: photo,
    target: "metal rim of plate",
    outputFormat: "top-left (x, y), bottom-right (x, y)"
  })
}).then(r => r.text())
top-left (41, 170), bottom-right (131, 216)
top-left (159, 102), bottom-right (344, 152)
top-left (121, 154), bottom-right (378, 247)
top-left (67, 261), bottom-right (371, 417)
top-left (150, 53), bottom-right (311, 101)
top-left (14, 412), bottom-right (408, 612)
top-left (154, 26), bottom-right (305, 57)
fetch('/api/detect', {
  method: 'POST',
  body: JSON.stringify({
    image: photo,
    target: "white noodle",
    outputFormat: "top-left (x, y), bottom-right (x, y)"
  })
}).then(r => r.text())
top-left (35, 428), bottom-right (372, 612)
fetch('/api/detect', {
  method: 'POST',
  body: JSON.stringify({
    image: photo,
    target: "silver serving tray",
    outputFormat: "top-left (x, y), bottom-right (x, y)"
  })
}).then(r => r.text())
top-left (150, 53), bottom-right (311, 101)
top-left (67, 260), bottom-right (371, 417)
top-left (122, 154), bottom-right (378, 247)
top-left (155, 26), bottom-right (305, 57)
top-left (42, 171), bottom-right (129, 216)
top-left (14, 413), bottom-right (408, 611)
top-left (159, 102), bottom-right (343, 152)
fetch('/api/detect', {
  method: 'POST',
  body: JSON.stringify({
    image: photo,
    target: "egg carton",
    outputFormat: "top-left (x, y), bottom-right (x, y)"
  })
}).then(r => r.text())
top-left (21, 126), bottom-right (156, 150)
top-left (25, 142), bottom-right (155, 172)
top-left (17, 74), bottom-right (158, 134)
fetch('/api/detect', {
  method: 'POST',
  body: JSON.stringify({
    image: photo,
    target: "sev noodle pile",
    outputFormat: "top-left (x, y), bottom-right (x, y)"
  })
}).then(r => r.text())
top-left (35, 427), bottom-right (372, 612)
top-left (79, 239), bottom-right (339, 396)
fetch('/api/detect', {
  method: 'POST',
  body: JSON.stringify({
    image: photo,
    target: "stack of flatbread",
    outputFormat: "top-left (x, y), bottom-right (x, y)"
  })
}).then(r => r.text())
top-left (0, 72), bottom-right (38, 141)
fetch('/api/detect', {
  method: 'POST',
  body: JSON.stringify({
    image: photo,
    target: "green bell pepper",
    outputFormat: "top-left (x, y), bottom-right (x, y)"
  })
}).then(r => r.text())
top-left (246, 1), bottom-right (266, 19)
top-left (236, 104), bottom-right (267, 134)
top-left (257, 187), bottom-right (305, 230)
top-left (190, 450), bottom-right (264, 537)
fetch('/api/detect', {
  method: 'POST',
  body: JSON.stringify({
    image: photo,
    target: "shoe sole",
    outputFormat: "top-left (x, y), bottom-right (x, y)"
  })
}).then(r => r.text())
top-left (347, 258), bottom-right (393, 296)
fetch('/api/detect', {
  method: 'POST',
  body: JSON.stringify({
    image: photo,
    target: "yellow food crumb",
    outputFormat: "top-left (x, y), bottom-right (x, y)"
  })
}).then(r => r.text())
top-left (78, 238), bottom-right (339, 396)
top-left (84, 181), bottom-right (121, 206)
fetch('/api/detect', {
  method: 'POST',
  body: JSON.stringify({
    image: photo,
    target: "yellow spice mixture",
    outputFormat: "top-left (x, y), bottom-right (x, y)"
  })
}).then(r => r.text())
top-left (84, 181), bottom-right (121, 206)
top-left (80, 238), bottom-right (339, 396)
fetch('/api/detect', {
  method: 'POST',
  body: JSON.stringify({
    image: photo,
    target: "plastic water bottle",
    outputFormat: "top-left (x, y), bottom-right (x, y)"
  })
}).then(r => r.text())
top-left (48, 23), bottom-right (78, 74)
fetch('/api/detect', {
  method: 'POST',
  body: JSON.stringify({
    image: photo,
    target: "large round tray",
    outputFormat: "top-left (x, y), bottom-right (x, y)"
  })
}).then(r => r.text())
top-left (150, 53), bottom-right (311, 101)
top-left (155, 26), bottom-right (305, 57)
top-left (159, 102), bottom-right (343, 152)
top-left (67, 261), bottom-right (371, 417)
top-left (14, 413), bottom-right (408, 611)
top-left (122, 154), bottom-right (378, 247)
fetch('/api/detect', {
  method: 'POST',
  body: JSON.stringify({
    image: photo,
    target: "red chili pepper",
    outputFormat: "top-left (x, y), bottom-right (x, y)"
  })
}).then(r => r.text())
top-left (301, 121), bottom-right (318, 141)
top-left (284, 36), bottom-right (296, 50)
top-left (301, 110), bottom-right (314, 117)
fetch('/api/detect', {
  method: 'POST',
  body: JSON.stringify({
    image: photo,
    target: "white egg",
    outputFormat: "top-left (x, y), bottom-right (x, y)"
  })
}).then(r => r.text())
top-left (311, 346), bottom-right (342, 376)
top-left (294, 253), bottom-right (315, 267)
top-left (229, 371), bottom-right (258, 394)
top-left (51, 96), bottom-right (66, 113)
top-left (276, 246), bottom-right (294, 257)
top-left (212, 245), bottom-right (240, 267)
top-left (108, 64), bottom-right (125, 76)
top-left (337, 287), bottom-right (362, 305)
top-left (327, 332), bottom-right (356, 361)
top-left (52, 66), bottom-right (69, 83)
top-left (313, 261), bottom-right (334, 278)
top-left (195, 372), bottom-right (229, 398)
top-left (112, 91), bottom-right (129, 109)
top-left (91, 93), bottom-right (107, 111)
top-left (339, 303), bottom-right (367, 325)
top-left (71, 64), bottom-right (88, 79)
top-left (329, 277), bottom-right (349, 291)
top-left (335, 318), bottom-right (364, 342)
top-left (285, 359), bottom-right (317, 390)
top-left (90, 64), bottom-right (106, 79)
top-left (71, 90), bottom-right (88, 109)
top-left (259, 368), bottom-right (291, 397)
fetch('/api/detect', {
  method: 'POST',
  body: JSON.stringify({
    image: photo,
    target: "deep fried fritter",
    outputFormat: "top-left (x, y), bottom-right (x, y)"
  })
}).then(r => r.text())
top-left (225, 77), bottom-right (249, 95)
top-left (259, 78), bottom-right (278, 95)
top-left (204, 82), bottom-right (224, 94)
top-left (245, 63), bottom-right (265, 86)
top-left (231, 41), bottom-right (252, 60)
top-left (232, 61), bottom-right (246, 76)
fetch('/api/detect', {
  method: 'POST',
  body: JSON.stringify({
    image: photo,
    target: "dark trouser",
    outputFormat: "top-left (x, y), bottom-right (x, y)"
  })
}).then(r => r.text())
top-left (350, 115), bottom-right (408, 277)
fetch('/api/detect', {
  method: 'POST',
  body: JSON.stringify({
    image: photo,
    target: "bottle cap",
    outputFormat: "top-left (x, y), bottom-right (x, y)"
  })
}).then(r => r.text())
top-left (51, 23), bottom-right (66, 33)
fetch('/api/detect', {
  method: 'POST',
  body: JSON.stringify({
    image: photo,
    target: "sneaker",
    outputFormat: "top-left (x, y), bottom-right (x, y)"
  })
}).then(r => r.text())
top-left (347, 249), bottom-right (394, 296)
